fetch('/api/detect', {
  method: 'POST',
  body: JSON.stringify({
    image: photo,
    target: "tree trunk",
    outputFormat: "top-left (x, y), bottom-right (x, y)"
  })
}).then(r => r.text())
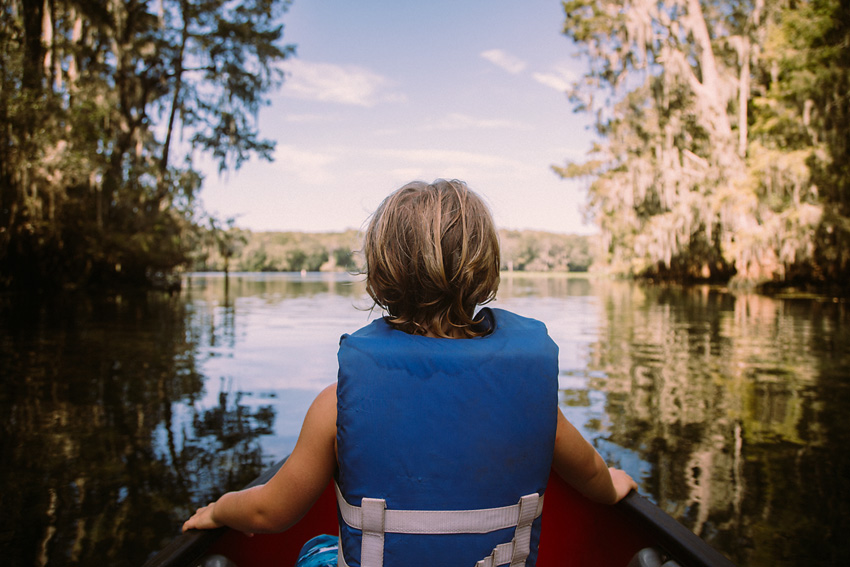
top-left (21, 0), bottom-right (45, 91)
top-left (157, 0), bottom-right (189, 204)
top-left (685, 0), bottom-right (734, 143)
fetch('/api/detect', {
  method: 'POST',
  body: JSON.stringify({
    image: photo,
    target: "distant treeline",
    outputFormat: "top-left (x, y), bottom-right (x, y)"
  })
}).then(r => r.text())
top-left (192, 229), bottom-right (598, 273)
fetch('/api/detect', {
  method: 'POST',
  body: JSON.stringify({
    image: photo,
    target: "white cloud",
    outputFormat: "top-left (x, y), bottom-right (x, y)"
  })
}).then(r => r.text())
top-left (422, 112), bottom-right (531, 131)
top-left (283, 113), bottom-right (340, 123)
top-left (281, 60), bottom-right (404, 107)
top-left (532, 66), bottom-right (577, 92)
top-left (273, 145), bottom-right (337, 184)
top-left (480, 49), bottom-right (527, 74)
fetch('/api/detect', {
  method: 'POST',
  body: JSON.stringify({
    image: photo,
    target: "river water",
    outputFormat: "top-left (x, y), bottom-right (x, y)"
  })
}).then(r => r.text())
top-left (1, 273), bottom-right (848, 566)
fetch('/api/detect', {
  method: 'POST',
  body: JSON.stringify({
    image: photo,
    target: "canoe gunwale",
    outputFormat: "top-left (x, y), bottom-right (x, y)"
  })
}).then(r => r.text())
top-left (617, 492), bottom-right (736, 567)
top-left (143, 458), bottom-right (736, 567)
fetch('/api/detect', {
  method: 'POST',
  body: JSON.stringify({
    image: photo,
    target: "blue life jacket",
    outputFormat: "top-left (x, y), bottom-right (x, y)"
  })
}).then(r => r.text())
top-left (335, 308), bottom-right (559, 567)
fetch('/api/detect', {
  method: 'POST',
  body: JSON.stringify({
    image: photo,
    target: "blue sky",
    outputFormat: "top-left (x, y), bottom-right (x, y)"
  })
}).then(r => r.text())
top-left (198, 0), bottom-right (597, 234)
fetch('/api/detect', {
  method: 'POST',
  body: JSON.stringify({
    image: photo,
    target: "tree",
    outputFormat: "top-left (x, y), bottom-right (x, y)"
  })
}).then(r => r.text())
top-left (556, 0), bottom-right (844, 287)
top-left (332, 247), bottom-right (357, 271)
top-left (208, 216), bottom-right (248, 276)
top-left (0, 0), bottom-right (294, 289)
top-left (770, 0), bottom-right (850, 285)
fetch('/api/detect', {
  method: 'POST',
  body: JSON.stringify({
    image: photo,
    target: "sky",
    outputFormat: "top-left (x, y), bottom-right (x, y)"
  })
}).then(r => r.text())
top-left (197, 0), bottom-right (598, 235)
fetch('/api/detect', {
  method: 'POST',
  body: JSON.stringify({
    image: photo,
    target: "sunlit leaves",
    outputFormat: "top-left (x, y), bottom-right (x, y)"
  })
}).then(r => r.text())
top-left (559, 0), bottom-right (848, 286)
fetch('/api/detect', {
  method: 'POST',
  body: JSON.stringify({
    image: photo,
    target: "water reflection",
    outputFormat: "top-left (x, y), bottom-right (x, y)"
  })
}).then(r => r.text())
top-left (1, 275), bottom-right (848, 566)
top-left (490, 276), bottom-right (849, 565)
top-left (572, 283), bottom-right (849, 566)
top-left (0, 292), bottom-right (275, 567)
top-left (187, 271), bottom-right (366, 302)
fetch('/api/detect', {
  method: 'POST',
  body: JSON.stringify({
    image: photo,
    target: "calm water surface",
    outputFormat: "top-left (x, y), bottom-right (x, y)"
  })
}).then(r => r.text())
top-left (1, 273), bottom-right (848, 566)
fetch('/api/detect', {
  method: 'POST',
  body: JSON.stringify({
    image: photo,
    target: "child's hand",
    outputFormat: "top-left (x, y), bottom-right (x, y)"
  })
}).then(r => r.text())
top-left (182, 502), bottom-right (223, 532)
top-left (609, 467), bottom-right (638, 503)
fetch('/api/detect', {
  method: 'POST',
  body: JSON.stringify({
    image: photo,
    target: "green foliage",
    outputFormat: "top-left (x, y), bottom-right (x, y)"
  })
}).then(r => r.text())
top-left (500, 230), bottom-right (597, 272)
top-left (206, 217), bottom-right (249, 273)
top-left (196, 229), bottom-right (363, 273)
top-left (0, 0), bottom-right (294, 290)
top-left (559, 0), bottom-right (850, 289)
top-left (332, 247), bottom-right (358, 271)
top-left (239, 246), bottom-right (271, 272)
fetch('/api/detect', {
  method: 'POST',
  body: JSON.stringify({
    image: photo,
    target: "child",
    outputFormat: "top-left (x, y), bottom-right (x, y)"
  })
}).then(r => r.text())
top-left (183, 179), bottom-right (637, 566)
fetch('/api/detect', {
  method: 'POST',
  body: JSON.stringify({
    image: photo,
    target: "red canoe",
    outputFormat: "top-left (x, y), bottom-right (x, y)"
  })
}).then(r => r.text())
top-left (144, 459), bottom-right (735, 567)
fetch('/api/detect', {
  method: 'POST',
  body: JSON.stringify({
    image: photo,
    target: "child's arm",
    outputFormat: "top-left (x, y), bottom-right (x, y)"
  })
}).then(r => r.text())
top-left (552, 407), bottom-right (637, 505)
top-left (182, 382), bottom-right (338, 534)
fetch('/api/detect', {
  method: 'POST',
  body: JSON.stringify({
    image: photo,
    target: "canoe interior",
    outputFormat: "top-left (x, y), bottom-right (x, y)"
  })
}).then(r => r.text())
top-left (206, 471), bottom-right (656, 567)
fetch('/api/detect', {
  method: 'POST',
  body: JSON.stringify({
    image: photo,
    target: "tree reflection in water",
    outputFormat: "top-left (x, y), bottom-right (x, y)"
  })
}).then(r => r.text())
top-left (573, 283), bottom-right (850, 567)
top-left (0, 291), bottom-right (275, 567)
top-left (2, 274), bottom-right (848, 567)
top-left (491, 276), bottom-right (849, 566)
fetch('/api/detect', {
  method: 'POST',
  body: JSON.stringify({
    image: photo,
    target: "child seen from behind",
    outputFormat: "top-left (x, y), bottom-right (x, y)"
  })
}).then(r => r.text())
top-left (183, 179), bottom-right (637, 567)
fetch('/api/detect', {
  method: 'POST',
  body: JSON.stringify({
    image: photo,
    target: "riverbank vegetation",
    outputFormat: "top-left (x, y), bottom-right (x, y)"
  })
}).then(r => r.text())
top-left (2, 1), bottom-right (848, 293)
top-left (0, 0), bottom-right (294, 290)
top-left (556, 0), bottom-right (850, 292)
top-left (191, 228), bottom-right (598, 274)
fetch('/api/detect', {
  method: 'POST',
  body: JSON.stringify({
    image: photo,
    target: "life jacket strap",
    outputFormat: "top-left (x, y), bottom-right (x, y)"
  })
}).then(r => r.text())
top-left (335, 482), bottom-right (543, 566)
top-left (474, 493), bottom-right (540, 567)
top-left (512, 493), bottom-right (539, 566)
top-left (360, 497), bottom-right (386, 567)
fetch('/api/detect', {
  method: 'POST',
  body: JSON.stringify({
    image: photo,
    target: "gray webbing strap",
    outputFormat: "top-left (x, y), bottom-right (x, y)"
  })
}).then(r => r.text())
top-left (360, 498), bottom-right (386, 567)
top-left (337, 536), bottom-right (348, 567)
top-left (475, 542), bottom-right (514, 567)
top-left (474, 493), bottom-right (540, 567)
top-left (335, 482), bottom-right (544, 567)
top-left (510, 493), bottom-right (539, 566)
top-left (335, 483), bottom-right (544, 535)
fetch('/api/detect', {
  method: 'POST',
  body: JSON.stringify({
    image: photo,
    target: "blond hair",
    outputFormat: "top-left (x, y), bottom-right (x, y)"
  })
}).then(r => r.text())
top-left (364, 179), bottom-right (500, 338)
